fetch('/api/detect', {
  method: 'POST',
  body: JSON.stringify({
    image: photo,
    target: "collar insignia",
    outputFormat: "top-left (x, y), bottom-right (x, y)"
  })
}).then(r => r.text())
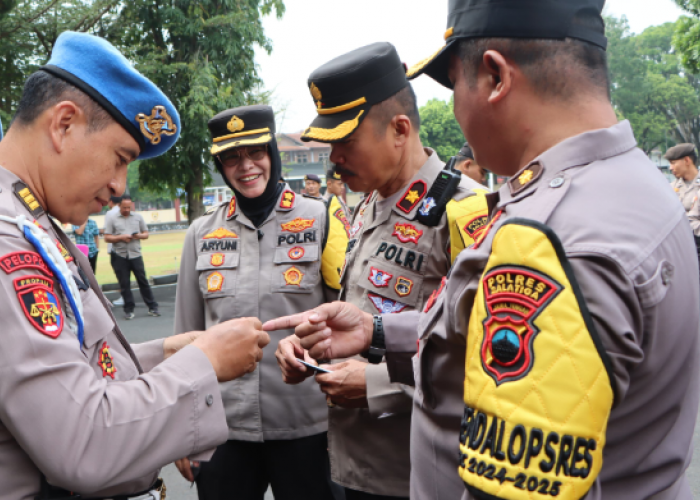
top-left (227, 197), bottom-right (237, 219)
top-left (281, 217), bottom-right (315, 233)
top-left (397, 180), bottom-right (427, 214)
top-left (136, 106), bottom-right (177, 145)
top-left (56, 241), bottom-right (74, 263)
top-left (368, 267), bottom-right (392, 288)
top-left (203, 227), bottom-right (238, 239)
top-left (280, 190), bottom-right (296, 210)
top-left (393, 222), bottom-right (423, 244)
top-left (207, 271), bottom-right (224, 292)
top-left (98, 342), bottom-right (117, 379)
top-left (425, 276), bottom-right (447, 313)
top-left (283, 266), bottom-right (304, 286)
top-left (368, 293), bottom-right (407, 314)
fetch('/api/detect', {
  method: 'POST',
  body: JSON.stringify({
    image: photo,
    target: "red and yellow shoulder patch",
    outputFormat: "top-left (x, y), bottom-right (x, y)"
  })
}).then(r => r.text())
top-left (227, 197), bottom-right (237, 219)
top-left (281, 218), bottom-right (315, 233)
top-left (98, 342), bottom-right (117, 379)
top-left (203, 227), bottom-right (238, 240)
top-left (397, 180), bottom-right (427, 214)
top-left (14, 275), bottom-right (63, 338)
top-left (280, 190), bottom-right (296, 209)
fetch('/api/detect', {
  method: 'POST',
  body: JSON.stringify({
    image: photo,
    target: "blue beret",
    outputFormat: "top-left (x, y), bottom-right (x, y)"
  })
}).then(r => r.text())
top-left (41, 31), bottom-right (180, 160)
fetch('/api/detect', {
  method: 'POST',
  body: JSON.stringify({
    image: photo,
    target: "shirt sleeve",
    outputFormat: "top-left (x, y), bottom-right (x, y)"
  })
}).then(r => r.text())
top-left (139, 215), bottom-right (148, 233)
top-left (365, 363), bottom-right (414, 416)
top-left (382, 311), bottom-right (420, 386)
top-left (104, 215), bottom-right (114, 235)
top-left (686, 197), bottom-right (700, 236)
top-left (174, 224), bottom-right (206, 334)
top-left (131, 339), bottom-right (165, 373)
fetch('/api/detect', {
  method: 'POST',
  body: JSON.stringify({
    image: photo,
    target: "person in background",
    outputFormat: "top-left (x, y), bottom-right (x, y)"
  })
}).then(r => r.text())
top-left (73, 216), bottom-right (100, 272)
top-left (304, 173), bottom-right (323, 199)
top-left (103, 195), bottom-right (124, 306)
top-left (324, 168), bottom-right (347, 205)
top-left (454, 142), bottom-right (488, 186)
top-left (104, 195), bottom-right (160, 319)
top-left (665, 143), bottom-right (700, 239)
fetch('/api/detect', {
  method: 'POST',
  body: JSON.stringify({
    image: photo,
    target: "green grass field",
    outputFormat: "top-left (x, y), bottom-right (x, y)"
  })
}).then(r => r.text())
top-left (94, 230), bottom-right (187, 285)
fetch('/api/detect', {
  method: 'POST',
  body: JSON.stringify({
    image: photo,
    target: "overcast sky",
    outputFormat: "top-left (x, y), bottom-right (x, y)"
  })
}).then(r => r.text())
top-left (254, 0), bottom-right (685, 133)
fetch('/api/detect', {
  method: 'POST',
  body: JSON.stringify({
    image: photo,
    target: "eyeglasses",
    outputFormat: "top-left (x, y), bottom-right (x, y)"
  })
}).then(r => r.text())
top-left (217, 146), bottom-right (268, 167)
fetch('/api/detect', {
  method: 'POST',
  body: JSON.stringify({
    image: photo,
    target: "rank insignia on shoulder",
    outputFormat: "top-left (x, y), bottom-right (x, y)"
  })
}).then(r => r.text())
top-left (280, 190), bottom-right (296, 209)
top-left (227, 197), bottom-right (237, 219)
top-left (210, 253), bottom-right (225, 267)
top-left (418, 197), bottom-right (436, 217)
top-left (424, 276), bottom-right (447, 313)
top-left (368, 293), bottom-right (407, 314)
top-left (98, 342), bottom-right (117, 379)
top-left (393, 222), bottom-right (423, 244)
top-left (368, 267), bottom-right (392, 288)
top-left (13, 182), bottom-right (45, 218)
top-left (281, 218), bottom-right (315, 233)
top-left (203, 228), bottom-right (239, 240)
top-left (55, 241), bottom-right (74, 263)
top-left (283, 266), bottom-right (304, 286)
top-left (207, 271), bottom-right (224, 292)
top-left (397, 180), bottom-right (427, 214)
top-left (395, 276), bottom-right (414, 297)
top-left (289, 247), bottom-right (305, 260)
top-left (0, 251), bottom-right (52, 276)
top-left (508, 163), bottom-right (543, 195)
top-left (14, 275), bottom-right (63, 338)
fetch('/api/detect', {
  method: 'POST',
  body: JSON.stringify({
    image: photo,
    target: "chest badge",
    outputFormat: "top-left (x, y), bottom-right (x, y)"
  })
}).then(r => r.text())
top-left (281, 218), bottom-right (315, 233)
top-left (395, 276), bottom-right (414, 297)
top-left (14, 275), bottom-right (63, 338)
top-left (397, 180), bottom-right (427, 214)
top-left (203, 228), bottom-right (239, 239)
top-left (280, 190), bottom-right (296, 209)
top-left (368, 267), bottom-right (392, 288)
top-left (368, 293), bottom-right (407, 314)
top-left (393, 222), bottom-right (423, 244)
top-left (210, 253), bottom-right (225, 267)
top-left (283, 266), bottom-right (304, 286)
top-left (98, 342), bottom-right (118, 379)
top-left (418, 197), bottom-right (436, 217)
top-left (207, 271), bottom-right (224, 292)
top-left (227, 197), bottom-right (237, 219)
top-left (289, 247), bottom-right (305, 260)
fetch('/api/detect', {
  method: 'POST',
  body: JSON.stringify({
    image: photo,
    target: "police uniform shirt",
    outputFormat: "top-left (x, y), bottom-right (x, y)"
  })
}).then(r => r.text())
top-left (0, 167), bottom-right (228, 499)
top-left (381, 121), bottom-right (700, 499)
top-left (670, 173), bottom-right (700, 235)
top-left (174, 185), bottom-right (346, 442)
top-left (330, 149), bottom-right (486, 497)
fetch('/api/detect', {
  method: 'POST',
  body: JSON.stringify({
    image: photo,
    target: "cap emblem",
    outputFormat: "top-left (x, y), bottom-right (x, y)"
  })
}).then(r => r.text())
top-left (227, 115), bottom-right (245, 133)
top-left (310, 83), bottom-right (323, 101)
top-left (136, 106), bottom-right (177, 145)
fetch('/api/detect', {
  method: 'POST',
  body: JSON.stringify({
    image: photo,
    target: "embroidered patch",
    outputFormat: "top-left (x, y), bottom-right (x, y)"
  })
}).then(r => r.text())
top-left (479, 266), bottom-right (562, 384)
top-left (393, 222), bottom-right (423, 244)
top-left (472, 211), bottom-right (503, 251)
top-left (283, 266), bottom-right (304, 286)
top-left (98, 342), bottom-right (117, 379)
top-left (210, 253), bottom-right (224, 267)
top-left (397, 180), bottom-right (427, 213)
top-left (463, 215), bottom-right (488, 239)
top-left (227, 197), bottom-right (237, 218)
top-left (135, 106), bottom-right (178, 145)
top-left (56, 241), bottom-right (74, 263)
top-left (395, 276), bottom-right (414, 297)
top-left (368, 267), bottom-right (393, 288)
top-left (14, 182), bottom-right (44, 218)
top-left (349, 221), bottom-right (363, 238)
top-left (203, 227), bottom-right (238, 239)
top-left (0, 251), bottom-right (52, 276)
top-left (207, 271), bottom-right (224, 292)
top-left (368, 293), bottom-right (407, 314)
top-left (281, 218), bottom-right (315, 233)
top-left (227, 115), bottom-right (245, 133)
top-left (280, 190), bottom-right (296, 209)
top-left (424, 276), bottom-right (447, 313)
top-left (14, 275), bottom-right (63, 338)
top-left (334, 208), bottom-right (352, 237)
top-left (418, 197), bottom-right (436, 217)
top-left (289, 247), bottom-right (305, 260)
top-left (375, 243), bottom-right (425, 272)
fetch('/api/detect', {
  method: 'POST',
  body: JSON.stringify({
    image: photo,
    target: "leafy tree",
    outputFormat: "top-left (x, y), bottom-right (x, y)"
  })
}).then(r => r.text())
top-left (107, 0), bottom-right (284, 223)
top-left (418, 97), bottom-right (465, 161)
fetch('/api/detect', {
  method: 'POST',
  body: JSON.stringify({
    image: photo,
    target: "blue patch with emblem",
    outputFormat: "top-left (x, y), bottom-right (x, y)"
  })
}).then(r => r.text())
top-left (419, 197), bottom-right (436, 216)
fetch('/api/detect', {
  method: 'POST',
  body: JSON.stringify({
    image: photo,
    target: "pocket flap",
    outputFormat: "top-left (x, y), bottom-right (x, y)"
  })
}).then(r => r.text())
top-left (274, 245), bottom-right (319, 264)
top-left (196, 252), bottom-right (239, 271)
top-left (358, 259), bottom-right (424, 308)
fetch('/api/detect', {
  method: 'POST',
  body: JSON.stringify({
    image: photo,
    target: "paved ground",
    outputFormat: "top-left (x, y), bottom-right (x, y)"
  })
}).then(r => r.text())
top-left (110, 284), bottom-right (700, 499)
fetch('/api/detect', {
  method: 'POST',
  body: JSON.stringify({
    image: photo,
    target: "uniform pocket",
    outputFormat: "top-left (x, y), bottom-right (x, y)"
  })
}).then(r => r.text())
top-left (358, 259), bottom-right (424, 308)
top-left (271, 246), bottom-right (320, 294)
top-left (197, 252), bottom-right (239, 298)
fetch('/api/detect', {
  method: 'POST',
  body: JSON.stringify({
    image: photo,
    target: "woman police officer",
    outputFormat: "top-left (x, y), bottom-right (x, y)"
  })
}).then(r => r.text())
top-left (172, 105), bottom-right (347, 499)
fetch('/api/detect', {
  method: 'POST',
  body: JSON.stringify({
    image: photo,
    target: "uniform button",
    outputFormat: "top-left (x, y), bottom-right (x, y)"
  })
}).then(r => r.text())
top-left (661, 263), bottom-right (674, 286)
top-left (205, 394), bottom-right (214, 406)
top-left (549, 177), bottom-right (565, 188)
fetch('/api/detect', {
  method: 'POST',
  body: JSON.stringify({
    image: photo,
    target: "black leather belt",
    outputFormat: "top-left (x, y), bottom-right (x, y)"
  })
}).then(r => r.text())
top-left (36, 477), bottom-right (165, 500)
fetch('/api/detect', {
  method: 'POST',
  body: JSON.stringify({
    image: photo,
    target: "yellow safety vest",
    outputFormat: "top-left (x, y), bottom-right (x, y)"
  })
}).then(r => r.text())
top-left (446, 189), bottom-right (489, 263)
top-left (321, 195), bottom-right (350, 290)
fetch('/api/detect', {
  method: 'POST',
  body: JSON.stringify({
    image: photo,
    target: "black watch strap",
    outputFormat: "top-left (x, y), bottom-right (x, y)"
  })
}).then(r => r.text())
top-left (365, 315), bottom-right (386, 364)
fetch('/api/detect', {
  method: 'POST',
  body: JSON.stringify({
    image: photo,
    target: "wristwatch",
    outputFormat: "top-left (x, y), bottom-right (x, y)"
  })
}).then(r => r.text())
top-left (364, 315), bottom-right (386, 364)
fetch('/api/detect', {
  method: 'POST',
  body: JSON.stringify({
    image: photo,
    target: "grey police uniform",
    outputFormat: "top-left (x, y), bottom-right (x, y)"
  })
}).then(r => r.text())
top-left (174, 187), bottom-right (341, 441)
top-left (0, 168), bottom-right (228, 499)
top-left (381, 121), bottom-right (700, 499)
top-left (670, 174), bottom-right (700, 235)
top-left (331, 149), bottom-right (486, 497)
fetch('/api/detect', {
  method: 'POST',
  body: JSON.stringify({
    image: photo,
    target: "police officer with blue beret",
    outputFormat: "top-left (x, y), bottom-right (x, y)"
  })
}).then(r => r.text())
top-left (0, 31), bottom-right (269, 499)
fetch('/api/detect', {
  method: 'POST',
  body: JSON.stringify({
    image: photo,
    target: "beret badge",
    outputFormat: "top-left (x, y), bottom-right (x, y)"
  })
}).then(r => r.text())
top-left (136, 106), bottom-right (177, 145)
top-left (227, 115), bottom-right (245, 133)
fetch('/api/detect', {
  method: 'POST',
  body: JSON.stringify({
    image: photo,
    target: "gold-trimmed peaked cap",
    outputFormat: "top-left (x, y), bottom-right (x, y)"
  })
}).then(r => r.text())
top-left (407, 0), bottom-right (608, 89)
top-left (302, 42), bottom-right (409, 143)
top-left (208, 105), bottom-right (275, 156)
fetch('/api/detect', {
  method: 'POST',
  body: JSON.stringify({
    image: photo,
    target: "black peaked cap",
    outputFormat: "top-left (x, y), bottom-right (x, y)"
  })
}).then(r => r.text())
top-left (209, 105), bottom-right (276, 156)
